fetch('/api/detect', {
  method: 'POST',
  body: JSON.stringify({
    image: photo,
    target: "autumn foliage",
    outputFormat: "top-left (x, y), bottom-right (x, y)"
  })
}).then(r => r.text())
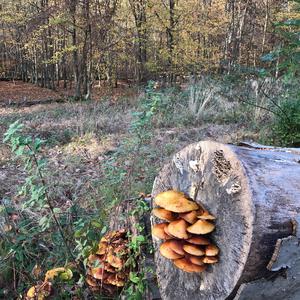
top-left (0, 1), bottom-right (297, 99)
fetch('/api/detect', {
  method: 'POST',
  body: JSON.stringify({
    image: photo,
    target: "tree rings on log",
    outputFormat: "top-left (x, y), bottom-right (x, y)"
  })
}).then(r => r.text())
top-left (151, 141), bottom-right (300, 300)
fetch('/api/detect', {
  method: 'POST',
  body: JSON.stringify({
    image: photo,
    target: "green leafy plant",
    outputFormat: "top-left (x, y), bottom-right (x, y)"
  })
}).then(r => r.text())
top-left (2, 119), bottom-right (155, 299)
top-left (1, 121), bottom-right (110, 298)
top-left (259, 0), bottom-right (300, 146)
top-left (260, 0), bottom-right (300, 79)
top-left (272, 98), bottom-right (300, 146)
top-left (121, 198), bottom-right (153, 300)
top-left (3, 120), bottom-right (72, 257)
top-left (99, 81), bottom-right (165, 203)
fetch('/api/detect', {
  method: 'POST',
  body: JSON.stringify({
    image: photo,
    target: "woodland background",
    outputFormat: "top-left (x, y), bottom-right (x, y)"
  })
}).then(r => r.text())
top-left (0, 0), bottom-right (295, 97)
top-left (0, 0), bottom-right (300, 299)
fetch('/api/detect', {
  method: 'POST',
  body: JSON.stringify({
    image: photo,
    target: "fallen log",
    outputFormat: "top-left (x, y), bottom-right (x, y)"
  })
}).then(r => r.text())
top-left (151, 141), bottom-right (300, 300)
top-left (234, 216), bottom-right (300, 300)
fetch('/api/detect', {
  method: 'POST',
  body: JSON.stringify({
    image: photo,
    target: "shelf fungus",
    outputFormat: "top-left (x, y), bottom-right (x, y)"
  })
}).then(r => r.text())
top-left (85, 230), bottom-right (129, 296)
top-left (152, 190), bottom-right (219, 273)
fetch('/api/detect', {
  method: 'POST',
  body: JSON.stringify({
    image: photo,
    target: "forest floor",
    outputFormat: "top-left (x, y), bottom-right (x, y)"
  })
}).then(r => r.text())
top-left (0, 79), bottom-right (264, 297)
top-left (0, 80), bottom-right (136, 105)
top-left (0, 80), bottom-right (259, 215)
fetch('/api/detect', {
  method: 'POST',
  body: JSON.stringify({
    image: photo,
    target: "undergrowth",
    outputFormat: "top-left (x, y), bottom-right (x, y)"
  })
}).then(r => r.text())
top-left (0, 83), bottom-right (162, 299)
top-left (1, 75), bottom-right (298, 298)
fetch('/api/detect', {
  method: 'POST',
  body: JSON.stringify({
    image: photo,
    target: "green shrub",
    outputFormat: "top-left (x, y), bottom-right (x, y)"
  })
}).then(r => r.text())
top-left (272, 98), bottom-right (300, 146)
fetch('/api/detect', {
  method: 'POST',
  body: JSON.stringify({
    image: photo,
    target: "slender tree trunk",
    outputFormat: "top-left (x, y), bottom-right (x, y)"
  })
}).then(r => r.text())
top-left (69, 0), bottom-right (81, 99)
top-left (82, 0), bottom-right (92, 100)
top-left (261, 0), bottom-right (270, 55)
top-left (129, 0), bottom-right (147, 82)
top-left (167, 0), bottom-right (175, 82)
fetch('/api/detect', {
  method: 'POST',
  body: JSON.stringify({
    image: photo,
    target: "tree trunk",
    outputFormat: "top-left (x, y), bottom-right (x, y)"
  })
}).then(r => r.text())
top-left (167, 0), bottom-right (175, 81)
top-left (151, 141), bottom-right (300, 300)
top-left (129, 0), bottom-right (147, 82)
top-left (69, 0), bottom-right (81, 99)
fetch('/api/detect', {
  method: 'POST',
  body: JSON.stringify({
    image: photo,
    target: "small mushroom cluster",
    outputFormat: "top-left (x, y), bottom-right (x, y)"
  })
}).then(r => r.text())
top-left (86, 230), bottom-right (129, 296)
top-left (26, 267), bottom-right (73, 300)
top-left (152, 190), bottom-right (219, 273)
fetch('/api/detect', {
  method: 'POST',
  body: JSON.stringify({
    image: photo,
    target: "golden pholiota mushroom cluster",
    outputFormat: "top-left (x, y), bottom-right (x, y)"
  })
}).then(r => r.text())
top-left (152, 190), bottom-right (219, 273)
top-left (86, 229), bottom-right (129, 296)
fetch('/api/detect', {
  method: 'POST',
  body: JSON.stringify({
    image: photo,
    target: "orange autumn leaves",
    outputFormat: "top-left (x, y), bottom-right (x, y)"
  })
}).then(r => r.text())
top-left (152, 190), bottom-right (219, 273)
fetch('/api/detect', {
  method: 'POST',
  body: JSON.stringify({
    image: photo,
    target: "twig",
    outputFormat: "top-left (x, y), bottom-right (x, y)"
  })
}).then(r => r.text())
top-left (236, 95), bottom-right (281, 117)
top-left (260, 89), bottom-right (292, 122)
top-left (27, 144), bottom-right (74, 261)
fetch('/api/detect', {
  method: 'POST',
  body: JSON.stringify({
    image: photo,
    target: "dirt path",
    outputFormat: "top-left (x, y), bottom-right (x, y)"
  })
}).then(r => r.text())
top-left (0, 81), bottom-right (62, 103)
top-left (0, 80), bottom-right (138, 106)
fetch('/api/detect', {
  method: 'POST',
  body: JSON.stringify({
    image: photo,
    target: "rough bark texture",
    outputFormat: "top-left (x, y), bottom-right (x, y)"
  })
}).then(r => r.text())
top-left (234, 216), bottom-right (300, 300)
top-left (151, 141), bottom-right (300, 300)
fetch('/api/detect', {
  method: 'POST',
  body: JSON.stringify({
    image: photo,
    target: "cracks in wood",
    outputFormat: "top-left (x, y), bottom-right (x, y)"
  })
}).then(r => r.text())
top-left (213, 150), bottom-right (232, 185)
top-left (189, 160), bottom-right (201, 173)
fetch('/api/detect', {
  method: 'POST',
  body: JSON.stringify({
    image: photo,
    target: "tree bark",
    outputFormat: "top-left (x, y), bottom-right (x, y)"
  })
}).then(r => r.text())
top-left (167, 0), bottom-right (175, 81)
top-left (151, 141), bottom-right (300, 300)
top-left (129, 0), bottom-right (147, 82)
top-left (69, 0), bottom-right (81, 99)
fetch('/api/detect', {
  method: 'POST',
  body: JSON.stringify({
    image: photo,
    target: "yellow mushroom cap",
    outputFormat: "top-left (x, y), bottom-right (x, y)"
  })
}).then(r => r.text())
top-left (152, 223), bottom-right (172, 240)
top-left (165, 239), bottom-right (185, 255)
top-left (44, 267), bottom-right (66, 281)
top-left (86, 275), bottom-right (99, 287)
top-left (164, 224), bottom-right (175, 237)
top-left (96, 241), bottom-right (108, 255)
top-left (168, 219), bottom-right (189, 239)
top-left (198, 210), bottom-right (216, 220)
top-left (105, 274), bottom-right (126, 287)
top-left (173, 258), bottom-right (207, 273)
top-left (88, 254), bottom-right (102, 267)
top-left (27, 286), bottom-right (36, 299)
top-left (91, 267), bottom-right (108, 280)
top-left (186, 254), bottom-right (205, 266)
top-left (160, 241), bottom-right (184, 259)
top-left (179, 211), bottom-right (199, 224)
top-left (187, 219), bottom-right (215, 234)
top-left (187, 236), bottom-right (210, 245)
top-left (205, 244), bottom-right (219, 256)
top-left (106, 249), bottom-right (123, 270)
top-left (154, 190), bottom-right (199, 213)
top-left (152, 208), bottom-right (177, 222)
top-left (183, 243), bottom-right (205, 256)
top-left (103, 262), bottom-right (117, 273)
top-left (203, 256), bottom-right (218, 264)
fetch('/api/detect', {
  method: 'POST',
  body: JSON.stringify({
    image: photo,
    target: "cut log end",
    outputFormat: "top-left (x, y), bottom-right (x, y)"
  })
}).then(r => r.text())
top-left (151, 141), bottom-right (300, 300)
